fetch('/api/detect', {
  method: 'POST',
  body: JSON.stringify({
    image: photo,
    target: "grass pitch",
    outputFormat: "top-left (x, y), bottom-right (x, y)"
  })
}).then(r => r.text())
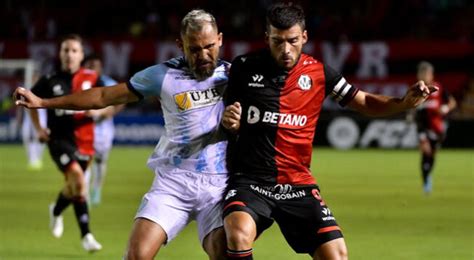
top-left (0, 145), bottom-right (472, 259)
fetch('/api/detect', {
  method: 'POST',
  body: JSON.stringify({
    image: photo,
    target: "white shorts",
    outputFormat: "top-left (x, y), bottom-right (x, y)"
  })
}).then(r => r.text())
top-left (135, 166), bottom-right (228, 244)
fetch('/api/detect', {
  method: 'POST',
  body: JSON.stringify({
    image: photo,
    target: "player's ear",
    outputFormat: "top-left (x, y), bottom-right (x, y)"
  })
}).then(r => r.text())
top-left (218, 32), bottom-right (223, 47)
top-left (265, 32), bottom-right (269, 44)
top-left (176, 38), bottom-right (184, 51)
top-left (302, 30), bottom-right (308, 45)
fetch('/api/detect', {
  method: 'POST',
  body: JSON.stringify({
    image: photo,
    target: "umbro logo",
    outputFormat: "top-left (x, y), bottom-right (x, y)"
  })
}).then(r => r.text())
top-left (249, 74), bottom-right (264, 88)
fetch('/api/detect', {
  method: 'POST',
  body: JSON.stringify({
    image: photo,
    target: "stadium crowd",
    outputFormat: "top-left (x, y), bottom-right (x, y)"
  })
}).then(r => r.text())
top-left (1, 0), bottom-right (472, 42)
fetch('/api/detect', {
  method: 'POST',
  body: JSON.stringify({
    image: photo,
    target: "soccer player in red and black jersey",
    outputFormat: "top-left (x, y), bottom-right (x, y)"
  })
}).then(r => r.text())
top-left (221, 3), bottom-right (437, 260)
top-left (414, 61), bottom-right (457, 194)
top-left (28, 34), bottom-right (102, 252)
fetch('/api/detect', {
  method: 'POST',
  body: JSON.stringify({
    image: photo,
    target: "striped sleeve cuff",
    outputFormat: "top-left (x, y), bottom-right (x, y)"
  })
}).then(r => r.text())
top-left (330, 77), bottom-right (359, 107)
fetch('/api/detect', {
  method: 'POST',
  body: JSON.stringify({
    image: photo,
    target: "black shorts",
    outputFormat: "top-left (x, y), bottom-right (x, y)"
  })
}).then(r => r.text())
top-left (48, 139), bottom-right (91, 172)
top-left (223, 181), bottom-right (343, 254)
top-left (416, 116), bottom-right (445, 146)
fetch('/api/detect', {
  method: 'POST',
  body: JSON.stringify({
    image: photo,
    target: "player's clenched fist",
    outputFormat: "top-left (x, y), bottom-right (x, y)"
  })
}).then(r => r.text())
top-left (222, 102), bottom-right (241, 132)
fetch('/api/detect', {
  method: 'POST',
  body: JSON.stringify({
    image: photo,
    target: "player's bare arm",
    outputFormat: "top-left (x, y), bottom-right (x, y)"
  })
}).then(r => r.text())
top-left (348, 80), bottom-right (438, 117)
top-left (440, 95), bottom-right (457, 116)
top-left (14, 83), bottom-right (139, 110)
top-left (29, 109), bottom-right (50, 142)
top-left (222, 102), bottom-right (241, 132)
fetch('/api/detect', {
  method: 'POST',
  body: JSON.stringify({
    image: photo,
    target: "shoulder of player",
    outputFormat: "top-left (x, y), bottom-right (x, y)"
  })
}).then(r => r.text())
top-left (163, 56), bottom-right (187, 69)
top-left (212, 59), bottom-right (231, 74)
top-left (99, 74), bottom-right (117, 86)
top-left (42, 69), bottom-right (64, 80)
top-left (78, 68), bottom-right (97, 75)
top-left (231, 50), bottom-right (268, 72)
top-left (298, 53), bottom-right (323, 69)
top-left (431, 81), bottom-right (442, 88)
top-left (74, 68), bottom-right (100, 83)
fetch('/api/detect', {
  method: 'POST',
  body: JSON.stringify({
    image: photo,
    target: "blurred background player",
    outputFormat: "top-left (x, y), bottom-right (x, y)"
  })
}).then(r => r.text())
top-left (83, 53), bottom-right (124, 206)
top-left (18, 106), bottom-right (47, 170)
top-left (414, 61), bottom-right (457, 194)
top-left (28, 34), bottom-right (102, 252)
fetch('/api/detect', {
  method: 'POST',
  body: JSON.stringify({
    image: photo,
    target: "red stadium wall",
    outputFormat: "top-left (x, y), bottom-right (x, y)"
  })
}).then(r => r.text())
top-left (1, 39), bottom-right (471, 97)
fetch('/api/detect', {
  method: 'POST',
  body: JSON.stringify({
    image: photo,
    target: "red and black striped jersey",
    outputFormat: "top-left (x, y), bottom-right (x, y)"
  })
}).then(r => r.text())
top-left (225, 49), bottom-right (359, 185)
top-left (416, 81), bottom-right (450, 135)
top-left (31, 68), bottom-right (100, 155)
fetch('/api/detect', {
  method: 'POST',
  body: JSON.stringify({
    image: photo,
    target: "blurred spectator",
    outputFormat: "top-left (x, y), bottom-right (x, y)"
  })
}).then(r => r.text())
top-left (1, 0), bottom-right (472, 41)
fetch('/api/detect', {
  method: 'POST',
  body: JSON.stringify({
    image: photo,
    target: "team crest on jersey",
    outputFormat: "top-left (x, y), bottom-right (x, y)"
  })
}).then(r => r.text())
top-left (174, 87), bottom-right (222, 112)
top-left (298, 75), bottom-right (312, 90)
top-left (52, 84), bottom-right (64, 96)
top-left (81, 80), bottom-right (92, 90)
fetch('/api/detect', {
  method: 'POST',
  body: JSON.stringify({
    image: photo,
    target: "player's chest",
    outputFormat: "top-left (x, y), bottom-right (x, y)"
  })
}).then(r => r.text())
top-left (241, 71), bottom-right (324, 109)
top-left (47, 76), bottom-right (93, 97)
top-left (162, 78), bottom-right (227, 113)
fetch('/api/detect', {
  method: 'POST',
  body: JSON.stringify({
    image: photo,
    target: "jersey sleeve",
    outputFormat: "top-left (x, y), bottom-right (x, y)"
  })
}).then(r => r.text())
top-left (101, 75), bottom-right (118, 87)
top-left (31, 76), bottom-right (49, 98)
top-left (224, 56), bottom-right (245, 106)
top-left (324, 64), bottom-right (359, 107)
top-left (127, 64), bottom-right (168, 100)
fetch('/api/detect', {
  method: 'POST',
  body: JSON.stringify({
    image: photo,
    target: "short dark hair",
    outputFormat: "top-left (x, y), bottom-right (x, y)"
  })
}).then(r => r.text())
top-left (83, 53), bottom-right (102, 65)
top-left (266, 2), bottom-right (305, 31)
top-left (60, 34), bottom-right (83, 46)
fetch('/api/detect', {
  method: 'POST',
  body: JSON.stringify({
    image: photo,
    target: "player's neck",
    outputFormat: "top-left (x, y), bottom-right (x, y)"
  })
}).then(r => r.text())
top-left (62, 66), bottom-right (80, 74)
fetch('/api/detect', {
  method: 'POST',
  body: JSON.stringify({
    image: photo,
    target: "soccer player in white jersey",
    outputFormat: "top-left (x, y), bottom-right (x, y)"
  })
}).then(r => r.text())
top-left (15, 9), bottom-right (229, 260)
top-left (83, 54), bottom-right (123, 206)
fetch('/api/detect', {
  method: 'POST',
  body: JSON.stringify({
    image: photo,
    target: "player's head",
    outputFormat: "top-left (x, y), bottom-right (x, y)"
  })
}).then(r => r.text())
top-left (59, 34), bottom-right (84, 74)
top-left (417, 61), bottom-right (434, 84)
top-left (265, 2), bottom-right (307, 70)
top-left (83, 53), bottom-right (103, 75)
top-left (177, 9), bottom-right (222, 81)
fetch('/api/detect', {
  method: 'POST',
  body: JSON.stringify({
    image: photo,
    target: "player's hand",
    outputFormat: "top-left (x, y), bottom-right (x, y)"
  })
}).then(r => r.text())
top-left (37, 128), bottom-right (50, 143)
top-left (402, 81), bottom-right (438, 109)
top-left (13, 87), bottom-right (44, 109)
top-left (439, 104), bottom-right (450, 116)
top-left (222, 102), bottom-right (242, 132)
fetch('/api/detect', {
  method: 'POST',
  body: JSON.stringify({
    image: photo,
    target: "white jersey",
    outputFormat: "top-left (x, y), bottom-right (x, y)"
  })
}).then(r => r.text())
top-left (94, 74), bottom-right (117, 154)
top-left (128, 57), bottom-right (229, 174)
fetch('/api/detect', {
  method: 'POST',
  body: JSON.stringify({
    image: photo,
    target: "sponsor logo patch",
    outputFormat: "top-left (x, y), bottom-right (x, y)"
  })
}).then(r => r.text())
top-left (250, 185), bottom-right (306, 200)
top-left (81, 80), bottom-right (92, 90)
top-left (246, 106), bottom-right (308, 127)
top-left (225, 189), bottom-right (237, 200)
top-left (52, 85), bottom-right (63, 96)
top-left (174, 87), bottom-right (222, 112)
top-left (60, 153), bottom-right (70, 165)
top-left (248, 74), bottom-right (265, 88)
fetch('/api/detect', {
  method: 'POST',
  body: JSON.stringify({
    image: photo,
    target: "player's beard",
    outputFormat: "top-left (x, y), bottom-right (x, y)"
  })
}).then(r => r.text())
top-left (192, 59), bottom-right (217, 81)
